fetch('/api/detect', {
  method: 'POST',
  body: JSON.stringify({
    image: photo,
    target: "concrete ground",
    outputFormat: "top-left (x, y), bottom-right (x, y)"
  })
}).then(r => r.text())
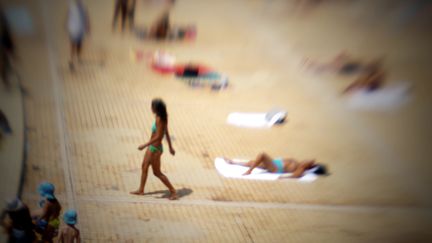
top-left (1, 0), bottom-right (432, 242)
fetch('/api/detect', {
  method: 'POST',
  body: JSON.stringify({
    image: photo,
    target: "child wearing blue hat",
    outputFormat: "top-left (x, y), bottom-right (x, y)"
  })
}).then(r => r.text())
top-left (58, 209), bottom-right (80, 243)
top-left (33, 182), bottom-right (62, 242)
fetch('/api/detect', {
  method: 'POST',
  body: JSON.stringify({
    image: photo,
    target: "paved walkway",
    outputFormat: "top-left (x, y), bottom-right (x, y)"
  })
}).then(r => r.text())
top-left (3, 0), bottom-right (432, 242)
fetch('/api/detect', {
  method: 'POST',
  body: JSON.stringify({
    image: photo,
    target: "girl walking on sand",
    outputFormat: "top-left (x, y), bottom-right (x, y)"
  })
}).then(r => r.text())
top-left (131, 98), bottom-right (177, 200)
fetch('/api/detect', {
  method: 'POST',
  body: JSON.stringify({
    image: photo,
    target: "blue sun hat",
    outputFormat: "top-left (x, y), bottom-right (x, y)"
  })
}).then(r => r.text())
top-left (63, 209), bottom-right (78, 225)
top-left (38, 182), bottom-right (55, 200)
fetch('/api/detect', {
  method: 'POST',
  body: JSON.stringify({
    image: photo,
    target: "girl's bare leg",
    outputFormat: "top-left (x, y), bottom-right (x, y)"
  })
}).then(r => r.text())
top-left (69, 43), bottom-right (76, 70)
top-left (76, 41), bottom-right (83, 64)
top-left (130, 149), bottom-right (152, 195)
top-left (225, 153), bottom-right (273, 170)
top-left (151, 152), bottom-right (177, 200)
top-left (112, 1), bottom-right (121, 30)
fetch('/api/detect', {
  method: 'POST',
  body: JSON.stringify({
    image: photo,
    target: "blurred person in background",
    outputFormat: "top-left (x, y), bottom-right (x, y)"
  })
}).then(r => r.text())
top-left (67, 0), bottom-right (90, 72)
top-left (1, 198), bottom-right (35, 243)
top-left (112, 0), bottom-right (136, 32)
top-left (127, 0), bottom-right (137, 31)
top-left (302, 52), bottom-right (383, 76)
top-left (0, 109), bottom-right (12, 140)
top-left (342, 60), bottom-right (386, 94)
top-left (147, 0), bottom-right (175, 39)
top-left (149, 7), bottom-right (171, 40)
top-left (0, 6), bottom-right (15, 88)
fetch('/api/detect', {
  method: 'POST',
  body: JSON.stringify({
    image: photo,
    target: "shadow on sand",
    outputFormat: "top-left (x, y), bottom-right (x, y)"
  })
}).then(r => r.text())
top-left (144, 187), bottom-right (193, 199)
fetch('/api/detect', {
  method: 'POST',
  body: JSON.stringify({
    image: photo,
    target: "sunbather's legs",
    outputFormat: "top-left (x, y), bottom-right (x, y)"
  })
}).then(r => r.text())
top-left (225, 153), bottom-right (275, 175)
top-left (252, 152), bottom-right (274, 169)
top-left (225, 152), bottom-right (273, 170)
top-left (224, 157), bottom-right (261, 167)
top-left (243, 153), bottom-right (275, 175)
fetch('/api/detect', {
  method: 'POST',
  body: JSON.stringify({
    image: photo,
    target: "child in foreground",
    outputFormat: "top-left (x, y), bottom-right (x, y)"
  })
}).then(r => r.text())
top-left (57, 210), bottom-right (80, 243)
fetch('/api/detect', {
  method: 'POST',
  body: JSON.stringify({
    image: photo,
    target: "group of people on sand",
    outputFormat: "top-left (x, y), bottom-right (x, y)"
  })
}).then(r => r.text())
top-left (124, 2), bottom-right (330, 201)
top-left (130, 98), bottom-right (327, 200)
top-left (67, 0), bottom-right (188, 71)
top-left (1, 182), bottom-right (80, 242)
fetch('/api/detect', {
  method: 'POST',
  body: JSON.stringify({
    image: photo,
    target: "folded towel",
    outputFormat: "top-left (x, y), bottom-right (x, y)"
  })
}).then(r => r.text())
top-left (227, 109), bottom-right (287, 128)
top-left (214, 157), bottom-right (318, 182)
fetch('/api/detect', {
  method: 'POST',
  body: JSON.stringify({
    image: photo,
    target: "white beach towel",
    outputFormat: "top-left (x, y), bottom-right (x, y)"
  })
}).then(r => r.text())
top-left (214, 157), bottom-right (318, 182)
top-left (346, 81), bottom-right (412, 111)
top-left (226, 109), bottom-right (287, 128)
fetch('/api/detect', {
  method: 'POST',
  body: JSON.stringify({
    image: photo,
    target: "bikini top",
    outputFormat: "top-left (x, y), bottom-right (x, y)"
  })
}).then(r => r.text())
top-left (151, 122), bottom-right (157, 133)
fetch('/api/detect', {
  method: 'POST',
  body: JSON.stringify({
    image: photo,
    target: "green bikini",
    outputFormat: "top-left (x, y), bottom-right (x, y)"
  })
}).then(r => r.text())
top-left (149, 122), bottom-right (164, 153)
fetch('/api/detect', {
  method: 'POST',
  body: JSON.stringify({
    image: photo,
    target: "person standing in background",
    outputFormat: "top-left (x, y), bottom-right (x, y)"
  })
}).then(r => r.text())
top-left (127, 0), bottom-right (137, 31)
top-left (67, 0), bottom-right (90, 71)
top-left (112, 0), bottom-right (127, 31)
top-left (0, 5), bottom-right (15, 88)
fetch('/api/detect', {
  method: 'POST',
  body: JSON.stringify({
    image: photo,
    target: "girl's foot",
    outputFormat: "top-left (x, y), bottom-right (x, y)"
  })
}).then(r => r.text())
top-left (168, 191), bottom-right (178, 200)
top-left (130, 190), bottom-right (144, 195)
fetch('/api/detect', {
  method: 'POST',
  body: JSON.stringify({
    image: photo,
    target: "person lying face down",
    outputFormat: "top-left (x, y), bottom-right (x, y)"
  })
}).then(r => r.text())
top-left (302, 52), bottom-right (384, 76)
top-left (224, 152), bottom-right (327, 178)
top-left (342, 59), bottom-right (386, 95)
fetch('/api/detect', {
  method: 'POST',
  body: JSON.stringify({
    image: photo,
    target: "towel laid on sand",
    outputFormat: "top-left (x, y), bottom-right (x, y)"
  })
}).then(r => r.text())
top-left (214, 157), bottom-right (318, 182)
top-left (226, 109), bottom-right (287, 128)
top-left (346, 81), bottom-right (412, 111)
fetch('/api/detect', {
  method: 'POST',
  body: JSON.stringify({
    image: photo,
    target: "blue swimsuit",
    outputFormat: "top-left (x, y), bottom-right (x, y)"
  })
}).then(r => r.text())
top-left (272, 158), bottom-right (285, 173)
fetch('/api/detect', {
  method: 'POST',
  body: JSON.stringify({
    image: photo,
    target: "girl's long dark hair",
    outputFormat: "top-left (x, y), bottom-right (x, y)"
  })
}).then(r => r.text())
top-left (151, 98), bottom-right (168, 122)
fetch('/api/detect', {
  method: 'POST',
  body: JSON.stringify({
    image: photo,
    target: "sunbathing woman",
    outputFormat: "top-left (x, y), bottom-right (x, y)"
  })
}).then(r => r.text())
top-left (342, 61), bottom-right (385, 94)
top-left (225, 152), bottom-right (325, 178)
top-left (303, 52), bottom-right (382, 76)
top-left (131, 98), bottom-right (177, 200)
